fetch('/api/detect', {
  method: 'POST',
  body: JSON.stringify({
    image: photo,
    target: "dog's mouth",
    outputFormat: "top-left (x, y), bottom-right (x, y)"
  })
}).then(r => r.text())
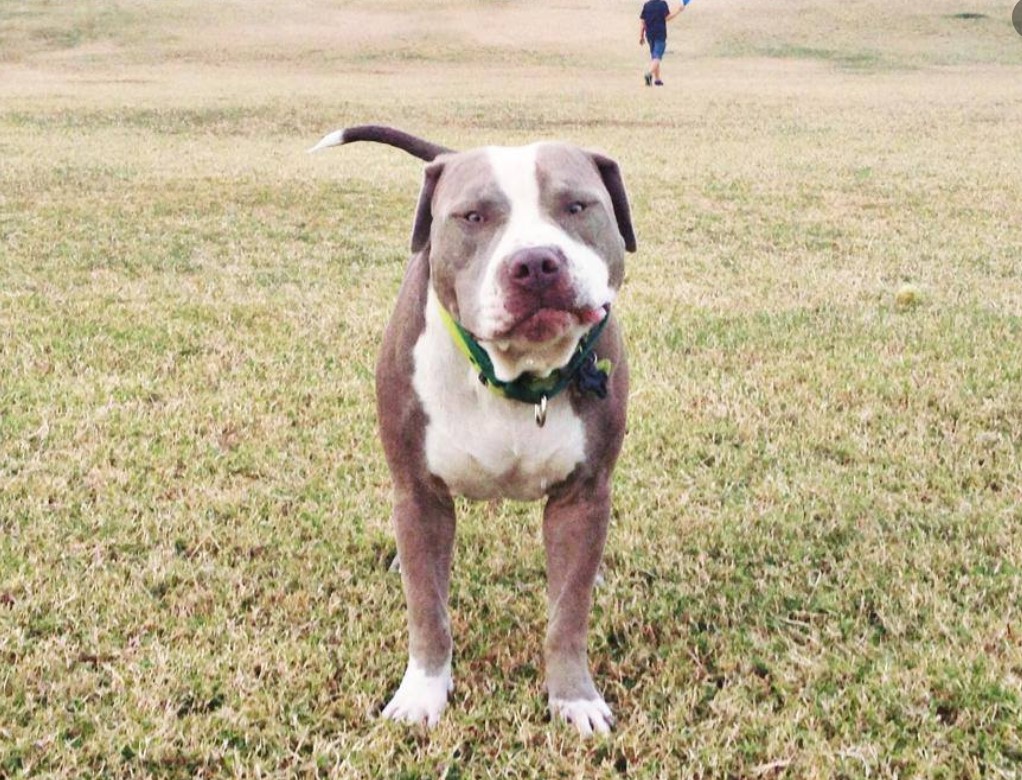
top-left (495, 304), bottom-right (608, 345)
top-left (470, 304), bottom-right (609, 382)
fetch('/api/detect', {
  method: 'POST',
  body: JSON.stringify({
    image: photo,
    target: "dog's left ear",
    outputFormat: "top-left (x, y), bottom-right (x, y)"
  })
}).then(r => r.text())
top-left (591, 153), bottom-right (637, 253)
top-left (411, 160), bottom-right (445, 253)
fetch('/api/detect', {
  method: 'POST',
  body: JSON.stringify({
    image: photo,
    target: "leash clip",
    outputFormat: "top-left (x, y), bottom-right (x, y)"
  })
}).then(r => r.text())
top-left (534, 395), bottom-right (548, 428)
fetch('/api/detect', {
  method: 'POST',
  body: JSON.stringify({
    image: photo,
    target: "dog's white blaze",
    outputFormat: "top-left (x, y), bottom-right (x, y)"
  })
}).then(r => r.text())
top-left (382, 657), bottom-right (453, 728)
top-left (413, 288), bottom-right (587, 502)
top-left (473, 144), bottom-right (614, 381)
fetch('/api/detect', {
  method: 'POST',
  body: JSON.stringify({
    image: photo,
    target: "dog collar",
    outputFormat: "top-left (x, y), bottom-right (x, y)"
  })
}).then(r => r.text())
top-left (435, 300), bottom-right (613, 426)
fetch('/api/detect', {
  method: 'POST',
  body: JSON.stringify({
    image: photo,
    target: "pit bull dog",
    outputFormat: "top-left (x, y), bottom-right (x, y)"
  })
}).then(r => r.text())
top-left (310, 126), bottom-right (636, 736)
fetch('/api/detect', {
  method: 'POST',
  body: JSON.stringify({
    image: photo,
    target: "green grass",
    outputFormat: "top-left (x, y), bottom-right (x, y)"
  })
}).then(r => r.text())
top-left (2, 0), bottom-right (1022, 776)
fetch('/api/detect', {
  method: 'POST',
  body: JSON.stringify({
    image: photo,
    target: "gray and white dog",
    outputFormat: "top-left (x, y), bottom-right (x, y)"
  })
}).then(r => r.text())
top-left (311, 126), bottom-right (636, 736)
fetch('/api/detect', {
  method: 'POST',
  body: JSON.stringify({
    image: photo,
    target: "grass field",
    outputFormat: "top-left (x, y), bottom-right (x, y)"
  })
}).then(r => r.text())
top-left (2, 0), bottom-right (1022, 776)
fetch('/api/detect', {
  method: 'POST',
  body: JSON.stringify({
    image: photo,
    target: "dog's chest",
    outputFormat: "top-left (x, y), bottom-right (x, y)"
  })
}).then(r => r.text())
top-left (411, 295), bottom-right (587, 502)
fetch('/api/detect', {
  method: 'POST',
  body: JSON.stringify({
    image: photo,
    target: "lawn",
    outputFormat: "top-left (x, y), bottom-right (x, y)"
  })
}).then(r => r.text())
top-left (1, 0), bottom-right (1021, 776)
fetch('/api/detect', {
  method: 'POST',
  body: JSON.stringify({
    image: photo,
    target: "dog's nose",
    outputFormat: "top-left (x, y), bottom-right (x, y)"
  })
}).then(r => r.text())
top-left (507, 247), bottom-right (565, 291)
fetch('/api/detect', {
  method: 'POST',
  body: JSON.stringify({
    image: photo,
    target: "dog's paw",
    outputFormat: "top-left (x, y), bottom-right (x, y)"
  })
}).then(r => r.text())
top-left (550, 695), bottom-right (614, 737)
top-left (382, 660), bottom-right (453, 728)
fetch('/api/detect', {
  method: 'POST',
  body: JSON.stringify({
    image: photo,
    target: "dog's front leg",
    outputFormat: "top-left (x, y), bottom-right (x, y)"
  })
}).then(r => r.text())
top-left (542, 477), bottom-right (614, 737)
top-left (382, 484), bottom-right (456, 728)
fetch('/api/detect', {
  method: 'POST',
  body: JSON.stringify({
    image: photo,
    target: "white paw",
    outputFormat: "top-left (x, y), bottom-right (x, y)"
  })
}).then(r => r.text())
top-left (550, 695), bottom-right (615, 737)
top-left (382, 659), bottom-right (453, 728)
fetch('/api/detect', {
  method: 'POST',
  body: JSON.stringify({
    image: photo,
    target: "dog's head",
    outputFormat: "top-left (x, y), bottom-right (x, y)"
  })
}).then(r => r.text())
top-left (413, 143), bottom-right (635, 381)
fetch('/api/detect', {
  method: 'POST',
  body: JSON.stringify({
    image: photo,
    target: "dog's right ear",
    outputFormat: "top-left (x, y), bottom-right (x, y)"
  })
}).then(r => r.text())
top-left (411, 160), bottom-right (445, 253)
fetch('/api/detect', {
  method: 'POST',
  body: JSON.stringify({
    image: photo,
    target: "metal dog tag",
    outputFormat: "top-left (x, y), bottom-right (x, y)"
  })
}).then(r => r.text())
top-left (534, 395), bottom-right (548, 427)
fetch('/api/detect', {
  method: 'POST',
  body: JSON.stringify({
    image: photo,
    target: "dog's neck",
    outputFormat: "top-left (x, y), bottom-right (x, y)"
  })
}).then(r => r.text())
top-left (431, 292), bottom-right (612, 411)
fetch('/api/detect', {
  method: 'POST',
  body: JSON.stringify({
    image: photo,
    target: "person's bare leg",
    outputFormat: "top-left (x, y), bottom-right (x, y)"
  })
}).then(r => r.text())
top-left (651, 58), bottom-right (662, 82)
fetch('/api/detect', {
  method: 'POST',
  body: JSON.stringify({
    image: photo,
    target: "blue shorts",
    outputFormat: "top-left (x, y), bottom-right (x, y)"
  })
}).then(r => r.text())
top-left (649, 38), bottom-right (666, 60)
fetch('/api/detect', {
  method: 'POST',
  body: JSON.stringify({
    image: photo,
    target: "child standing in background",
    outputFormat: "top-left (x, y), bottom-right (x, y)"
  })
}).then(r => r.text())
top-left (639, 0), bottom-right (687, 86)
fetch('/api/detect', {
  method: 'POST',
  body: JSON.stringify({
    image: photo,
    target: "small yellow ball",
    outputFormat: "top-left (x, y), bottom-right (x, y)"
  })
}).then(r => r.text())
top-left (895, 283), bottom-right (922, 309)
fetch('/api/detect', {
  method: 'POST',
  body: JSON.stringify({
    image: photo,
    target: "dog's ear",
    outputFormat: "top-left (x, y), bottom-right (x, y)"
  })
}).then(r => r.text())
top-left (411, 160), bottom-right (445, 253)
top-left (591, 153), bottom-right (637, 253)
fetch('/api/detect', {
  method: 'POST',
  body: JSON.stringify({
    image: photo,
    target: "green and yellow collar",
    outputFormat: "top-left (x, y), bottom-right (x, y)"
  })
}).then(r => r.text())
top-left (435, 299), bottom-right (612, 425)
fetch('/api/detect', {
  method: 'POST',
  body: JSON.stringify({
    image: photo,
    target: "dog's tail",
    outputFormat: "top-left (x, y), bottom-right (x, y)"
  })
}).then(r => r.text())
top-left (308, 125), bottom-right (453, 162)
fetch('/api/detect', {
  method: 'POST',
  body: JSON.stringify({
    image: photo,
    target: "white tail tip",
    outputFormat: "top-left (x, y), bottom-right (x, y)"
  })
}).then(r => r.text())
top-left (307, 130), bottom-right (345, 154)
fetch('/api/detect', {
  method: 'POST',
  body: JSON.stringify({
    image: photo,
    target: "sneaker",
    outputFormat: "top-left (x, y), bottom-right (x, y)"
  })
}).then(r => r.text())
top-left (654, 80), bottom-right (664, 86)
top-left (644, 72), bottom-right (652, 86)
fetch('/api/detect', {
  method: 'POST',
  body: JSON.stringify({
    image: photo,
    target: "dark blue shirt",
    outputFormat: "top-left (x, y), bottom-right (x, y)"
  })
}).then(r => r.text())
top-left (640, 0), bottom-right (670, 42)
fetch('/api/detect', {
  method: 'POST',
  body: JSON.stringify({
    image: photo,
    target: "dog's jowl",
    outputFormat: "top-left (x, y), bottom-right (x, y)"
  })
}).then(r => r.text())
top-left (312, 125), bottom-right (636, 737)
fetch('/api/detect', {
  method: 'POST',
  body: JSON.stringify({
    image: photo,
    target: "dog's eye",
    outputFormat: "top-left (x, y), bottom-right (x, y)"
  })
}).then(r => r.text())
top-left (463, 211), bottom-right (484, 224)
top-left (567, 201), bottom-right (587, 215)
